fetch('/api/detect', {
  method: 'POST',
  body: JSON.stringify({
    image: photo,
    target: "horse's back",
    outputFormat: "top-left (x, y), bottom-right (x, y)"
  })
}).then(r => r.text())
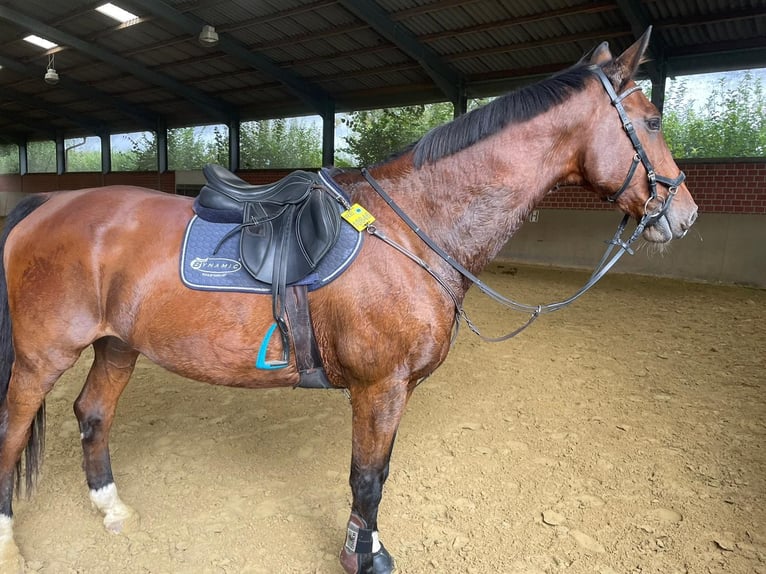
top-left (18, 185), bottom-right (190, 230)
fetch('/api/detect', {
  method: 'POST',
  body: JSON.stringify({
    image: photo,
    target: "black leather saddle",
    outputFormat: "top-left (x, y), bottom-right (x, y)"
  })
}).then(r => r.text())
top-left (196, 164), bottom-right (342, 369)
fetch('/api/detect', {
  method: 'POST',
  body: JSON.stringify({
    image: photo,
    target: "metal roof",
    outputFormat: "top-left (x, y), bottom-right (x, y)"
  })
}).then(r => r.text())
top-left (0, 0), bottom-right (765, 142)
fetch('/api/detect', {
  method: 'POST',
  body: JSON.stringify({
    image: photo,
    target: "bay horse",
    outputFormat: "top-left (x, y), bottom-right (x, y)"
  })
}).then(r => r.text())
top-left (0, 29), bottom-right (696, 573)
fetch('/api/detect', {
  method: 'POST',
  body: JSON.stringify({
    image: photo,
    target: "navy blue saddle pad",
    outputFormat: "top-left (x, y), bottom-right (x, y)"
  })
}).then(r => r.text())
top-left (180, 174), bottom-right (363, 293)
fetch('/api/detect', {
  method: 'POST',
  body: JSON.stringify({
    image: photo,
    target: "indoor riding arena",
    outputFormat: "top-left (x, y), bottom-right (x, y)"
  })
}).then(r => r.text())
top-left (0, 2), bottom-right (764, 574)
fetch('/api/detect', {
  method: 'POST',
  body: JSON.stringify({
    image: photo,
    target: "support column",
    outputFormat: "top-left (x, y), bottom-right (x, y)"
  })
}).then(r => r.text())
top-left (651, 56), bottom-right (667, 115)
top-left (321, 101), bottom-right (336, 167)
top-left (18, 138), bottom-right (28, 176)
top-left (228, 116), bottom-right (240, 172)
top-left (453, 84), bottom-right (468, 118)
top-left (100, 132), bottom-right (111, 175)
top-left (55, 132), bottom-right (65, 175)
top-left (157, 120), bottom-right (168, 173)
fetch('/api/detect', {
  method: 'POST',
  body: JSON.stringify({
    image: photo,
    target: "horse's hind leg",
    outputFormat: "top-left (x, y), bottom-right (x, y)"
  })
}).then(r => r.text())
top-left (0, 358), bottom-right (70, 572)
top-left (74, 336), bottom-right (139, 534)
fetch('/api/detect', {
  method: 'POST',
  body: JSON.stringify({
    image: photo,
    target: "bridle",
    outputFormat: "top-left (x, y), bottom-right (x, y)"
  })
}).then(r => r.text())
top-left (357, 64), bottom-right (687, 341)
top-left (589, 65), bottom-right (686, 235)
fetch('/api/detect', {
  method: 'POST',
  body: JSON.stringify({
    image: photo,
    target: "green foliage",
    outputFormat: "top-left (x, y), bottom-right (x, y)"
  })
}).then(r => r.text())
top-left (0, 144), bottom-right (19, 174)
top-left (65, 138), bottom-right (102, 172)
top-left (112, 149), bottom-right (144, 171)
top-left (169, 126), bottom-right (228, 170)
top-left (662, 71), bottom-right (766, 158)
top-left (112, 128), bottom-right (228, 171)
top-left (240, 118), bottom-right (321, 168)
top-left (111, 120), bottom-right (321, 171)
top-left (340, 98), bottom-right (496, 166)
top-left (27, 140), bottom-right (56, 173)
top-left (341, 103), bottom-right (455, 166)
top-left (118, 132), bottom-right (158, 171)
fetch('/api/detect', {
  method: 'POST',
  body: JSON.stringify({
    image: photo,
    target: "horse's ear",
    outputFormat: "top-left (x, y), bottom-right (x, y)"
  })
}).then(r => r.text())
top-left (609, 27), bottom-right (652, 88)
top-left (588, 41), bottom-right (612, 65)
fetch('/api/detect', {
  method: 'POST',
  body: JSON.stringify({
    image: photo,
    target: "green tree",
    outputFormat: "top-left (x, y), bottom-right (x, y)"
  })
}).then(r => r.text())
top-left (65, 138), bottom-right (102, 172)
top-left (121, 132), bottom-right (158, 171)
top-left (27, 140), bottom-right (56, 173)
top-left (169, 126), bottom-right (228, 170)
top-left (340, 99), bottom-right (493, 166)
top-left (113, 127), bottom-right (228, 171)
top-left (112, 149), bottom-right (142, 171)
top-left (239, 118), bottom-right (321, 168)
top-left (0, 144), bottom-right (19, 174)
top-left (341, 103), bottom-right (454, 166)
top-left (662, 72), bottom-right (766, 158)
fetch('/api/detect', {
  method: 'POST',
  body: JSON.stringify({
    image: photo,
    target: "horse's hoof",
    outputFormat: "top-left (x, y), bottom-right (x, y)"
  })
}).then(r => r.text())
top-left (103, 508), bottom-right (140, 534)
top-left (0, 540), bottom-right (25, 574)
top-left (339, 544), bottom-right (395, 574)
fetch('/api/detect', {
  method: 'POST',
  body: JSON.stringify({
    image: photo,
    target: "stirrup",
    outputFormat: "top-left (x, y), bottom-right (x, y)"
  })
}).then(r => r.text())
top-left (256, 322), bottom-right (289, 369)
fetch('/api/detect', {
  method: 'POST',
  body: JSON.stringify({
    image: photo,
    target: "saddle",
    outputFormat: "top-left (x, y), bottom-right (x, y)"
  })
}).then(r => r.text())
top-left (196, 164), bottom-right (342, 378)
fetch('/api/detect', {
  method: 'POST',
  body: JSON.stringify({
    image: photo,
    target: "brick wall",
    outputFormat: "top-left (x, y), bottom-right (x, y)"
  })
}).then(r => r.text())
top-left (0, 172), bottom-right (175, 194)
top-left (237, 169), bottom-right (296, 185)
top-left (538, 160), bottom-right (766, 214)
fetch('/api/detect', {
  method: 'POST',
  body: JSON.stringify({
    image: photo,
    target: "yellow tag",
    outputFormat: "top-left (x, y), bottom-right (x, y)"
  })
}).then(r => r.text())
top-left (341, 203), bottom-right (376, 231)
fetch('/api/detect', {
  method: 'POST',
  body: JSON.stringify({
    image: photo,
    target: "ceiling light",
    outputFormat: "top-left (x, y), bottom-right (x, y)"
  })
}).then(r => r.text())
top-left (44, 68), bottom-right (59, 84)
top-left (24, 35), bottom-right (58, 50)
top-left (95, 3), bottom-right (138, 24)
top-left (198, 25), bottom-right (219, 47)
top-left (44, 54), bottom-right (58, 85)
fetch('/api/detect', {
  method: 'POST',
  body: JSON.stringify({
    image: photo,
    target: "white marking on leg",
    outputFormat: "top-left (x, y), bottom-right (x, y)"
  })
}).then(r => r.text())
top-left (372, 531), bottom-right (381, 553)
top-left (0, 515), bottom-right (13, 546)
top-left (0, 514), bottom-right (23, 571)
top-left (89, 483), bottom-right (133, 533)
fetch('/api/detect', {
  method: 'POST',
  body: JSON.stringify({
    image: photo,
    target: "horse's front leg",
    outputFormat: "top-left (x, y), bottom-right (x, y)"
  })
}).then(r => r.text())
top-left (340, 379), bottom-right (411, 574)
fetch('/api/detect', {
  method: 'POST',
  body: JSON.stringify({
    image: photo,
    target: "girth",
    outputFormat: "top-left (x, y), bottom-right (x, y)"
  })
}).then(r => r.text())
top-left (195, 164), bottom-right (342, 385)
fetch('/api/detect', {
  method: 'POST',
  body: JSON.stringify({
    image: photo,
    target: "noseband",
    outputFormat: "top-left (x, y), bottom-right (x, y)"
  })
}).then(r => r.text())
top-left (589, 65), bottom-right (685, 232)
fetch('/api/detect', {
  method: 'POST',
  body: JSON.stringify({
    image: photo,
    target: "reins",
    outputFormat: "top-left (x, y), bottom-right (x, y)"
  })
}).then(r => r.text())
top-left (358, 64), bottom-right (686, 342)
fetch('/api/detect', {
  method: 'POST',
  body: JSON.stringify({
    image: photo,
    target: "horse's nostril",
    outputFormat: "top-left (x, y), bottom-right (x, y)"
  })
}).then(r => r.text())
top-left (681, 209), bottom-right (698, 230)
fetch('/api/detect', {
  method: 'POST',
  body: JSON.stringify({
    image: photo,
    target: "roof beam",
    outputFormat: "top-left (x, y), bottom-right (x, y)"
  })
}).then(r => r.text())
top-left (337, 0), bottom-right (464, 104)
top-left (666, 41), bottom-right (766, 76)
top-left (0, 54), bottom-right (159, 131)
top-left (656, 7), bottom-right (766, 29)
top-left (0, 133), bottom-right (23, 145)
top-left (0, 86), bottom-right (105, 134)
top-left (0, 4), bottom-right (236, 123)
top-left (124, 0), bottom-right (333, 116)
top-left (0, 109), bottom-right (57, 138)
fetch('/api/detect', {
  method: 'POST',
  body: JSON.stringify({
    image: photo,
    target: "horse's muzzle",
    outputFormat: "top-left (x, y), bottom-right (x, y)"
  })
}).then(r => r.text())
top-left (642, 205), bottom-right (698, 243)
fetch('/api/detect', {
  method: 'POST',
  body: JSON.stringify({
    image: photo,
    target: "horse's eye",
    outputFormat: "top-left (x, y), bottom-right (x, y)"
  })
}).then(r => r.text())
top-left (647, 117), bottom-right (661, 131)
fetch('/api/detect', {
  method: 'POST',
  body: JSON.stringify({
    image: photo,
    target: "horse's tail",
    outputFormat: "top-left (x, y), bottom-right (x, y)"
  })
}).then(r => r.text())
top-left (0, 193), bottom-right (50, 495)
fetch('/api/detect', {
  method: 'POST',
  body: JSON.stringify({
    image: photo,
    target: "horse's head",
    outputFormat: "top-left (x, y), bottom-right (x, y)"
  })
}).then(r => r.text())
top-left (581, 28), bottom-right (697, 243)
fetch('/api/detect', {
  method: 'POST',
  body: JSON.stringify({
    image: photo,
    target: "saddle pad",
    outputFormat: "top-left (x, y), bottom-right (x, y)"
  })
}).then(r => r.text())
top-left (180, 211), bottom-right (363, 294)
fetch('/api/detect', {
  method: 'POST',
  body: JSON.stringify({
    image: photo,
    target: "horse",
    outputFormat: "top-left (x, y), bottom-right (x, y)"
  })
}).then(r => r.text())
top-left (0, 29), bottom-right (696, 573)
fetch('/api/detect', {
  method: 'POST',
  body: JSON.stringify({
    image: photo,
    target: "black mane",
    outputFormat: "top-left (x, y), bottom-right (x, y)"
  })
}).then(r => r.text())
top-left (413, 64), bottom-right (593, 168)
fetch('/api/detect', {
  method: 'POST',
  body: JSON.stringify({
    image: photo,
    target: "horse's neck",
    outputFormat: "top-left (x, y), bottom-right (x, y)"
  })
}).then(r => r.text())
top-left (383, 113), bottom-right (580, 277)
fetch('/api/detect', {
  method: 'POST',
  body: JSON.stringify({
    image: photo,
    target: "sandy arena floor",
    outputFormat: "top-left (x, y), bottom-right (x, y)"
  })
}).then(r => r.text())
top-left (10, 263), bottom-right (766, 574)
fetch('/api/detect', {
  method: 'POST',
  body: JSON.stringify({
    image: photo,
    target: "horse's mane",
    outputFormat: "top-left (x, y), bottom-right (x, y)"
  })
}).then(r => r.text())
top-left (412, 63), bottom-right (592, 168)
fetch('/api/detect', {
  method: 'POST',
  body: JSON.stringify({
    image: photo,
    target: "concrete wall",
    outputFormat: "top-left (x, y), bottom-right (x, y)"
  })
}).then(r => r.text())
top-left (498, 159), bottom-right (766, 287)
top-left (498, 210), bottom-right (766, 287)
